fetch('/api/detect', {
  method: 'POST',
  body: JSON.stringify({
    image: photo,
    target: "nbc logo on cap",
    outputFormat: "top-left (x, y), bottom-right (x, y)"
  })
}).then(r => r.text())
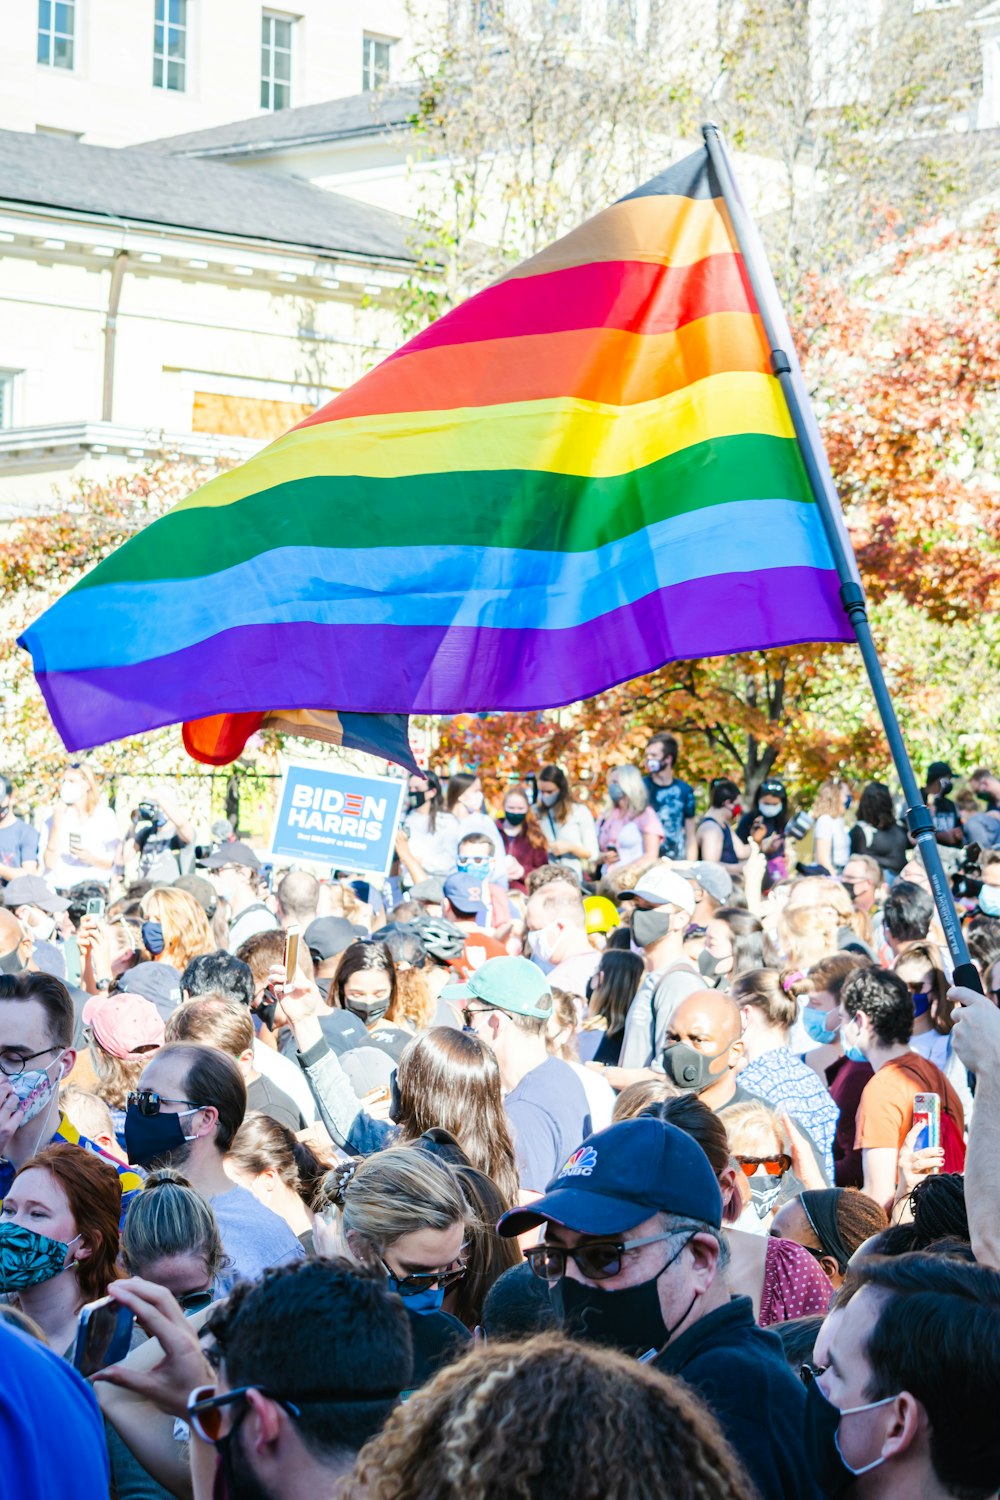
top-left (559, 1145), bottom-right (598, 1179)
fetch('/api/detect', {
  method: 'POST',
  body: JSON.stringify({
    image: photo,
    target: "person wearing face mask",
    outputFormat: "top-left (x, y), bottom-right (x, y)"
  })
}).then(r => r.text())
top-left (3, 873), bottom-right (70, 971)
top-left (0, 773), bottom-right (39, 884)
top-left (697, 909), bottom-right (765, 993)
top-left (0, 1141), bottom-right (122, 1357)
top-left (804, 1254), bottom-right (1000, 1500)
top-left (498, 1117), bottom-right (821, 1500)
top-left (0, 971), bottom-right (143, 1219)
top-left (837, 967), bottom-right (964, 1209)
top-left (799, 954), bottom-right (873, 1190)
top-left (496, 784), bottom-right (550, 892)
top-left (126, 1041), bottom-right (304, 1292)
top-left (318, 1149), bottom-right (471, 1383)
top-left (535, 763), bottom-right (599, 881)
top-left (615, 866), bottom-right (702, 1071)
top-left (697, 780), bottom-right (752, 867)
top-left (597, 765), bottom-right (664, 878)
top-left (732, 968), bottom-right (839, 1181)
top-left (736, 777), bottom-right (790, 881)
top-left (892, 943), bottom-right (972, 1119)
top-left (524, 880), bottom-right (600, 999)
top-left (200, 839), bottom-right (277, 949)
top-left (642, 733), bottom-right (698, 861)
top-left (976, 847), bottom-right (1000, 918)
top-left (454, 832), bottom-right (513, 931)
top-left (42, 763), bottom-right (120, 891)
top-left (396, 770), bottom-right (461, 890)
top-left (444, 773), bottom-right (508, 885)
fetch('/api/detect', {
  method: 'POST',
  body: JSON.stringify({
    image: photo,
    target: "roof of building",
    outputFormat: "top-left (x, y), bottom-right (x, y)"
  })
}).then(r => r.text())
top-left (0, 127), bottom-right (416, 262)
top-left (136, 86), bottom-right (418, 159)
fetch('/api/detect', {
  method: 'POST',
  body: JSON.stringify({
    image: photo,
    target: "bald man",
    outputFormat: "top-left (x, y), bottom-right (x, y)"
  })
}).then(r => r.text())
top-left (661, 990), bottom-right (749, 1111)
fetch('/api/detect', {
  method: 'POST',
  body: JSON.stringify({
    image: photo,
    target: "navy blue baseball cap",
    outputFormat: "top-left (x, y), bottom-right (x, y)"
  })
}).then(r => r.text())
top-left (497, 1118), bottom-right (723, 1237)
top-left (443, 872), bottom-right (488, 924)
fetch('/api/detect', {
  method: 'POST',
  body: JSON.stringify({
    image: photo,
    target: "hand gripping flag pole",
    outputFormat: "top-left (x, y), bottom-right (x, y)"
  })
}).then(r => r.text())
top-left (701, 122), bottom-right (980, 992)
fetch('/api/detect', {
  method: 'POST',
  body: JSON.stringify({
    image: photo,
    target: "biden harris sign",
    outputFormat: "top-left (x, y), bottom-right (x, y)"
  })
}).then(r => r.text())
top-left (270, 761), bottom-right (406, 878)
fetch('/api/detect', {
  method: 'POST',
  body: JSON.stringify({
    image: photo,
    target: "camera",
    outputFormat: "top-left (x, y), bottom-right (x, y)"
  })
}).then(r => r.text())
top-left (785, 810), bottom-right (815, 842)
top-left (951, 845), bottom-right (983, 903)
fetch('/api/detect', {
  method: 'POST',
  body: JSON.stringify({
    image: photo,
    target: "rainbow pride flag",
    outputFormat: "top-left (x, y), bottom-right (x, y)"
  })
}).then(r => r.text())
top-left (20, 145), bottom-right (852, 754)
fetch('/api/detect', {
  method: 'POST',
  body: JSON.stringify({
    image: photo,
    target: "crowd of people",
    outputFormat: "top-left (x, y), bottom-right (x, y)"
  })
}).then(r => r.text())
top-left (2, 740), bottom-right (1000, 1500)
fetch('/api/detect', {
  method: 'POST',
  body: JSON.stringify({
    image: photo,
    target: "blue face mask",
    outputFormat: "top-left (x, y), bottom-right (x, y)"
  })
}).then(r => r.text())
top-left (458, 857), bottom-right (492, 876)
top-left (979, 886), bottom-right (1000, 918)
top-left (608, 784), bottom-right (625, 804)
top-left (391, 1282), bottom-right (445, 1315)
top-left (841, 1017), bottom-right (867, 1064)
top-left (802, 1005), bottom-right (839, 1046)
top-left (911, 992), bottom-right (931, 1019)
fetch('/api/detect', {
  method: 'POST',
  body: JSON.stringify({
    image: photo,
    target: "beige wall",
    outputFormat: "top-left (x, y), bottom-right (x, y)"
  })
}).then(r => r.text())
top-left (2, 0), bottom-right (414, 147)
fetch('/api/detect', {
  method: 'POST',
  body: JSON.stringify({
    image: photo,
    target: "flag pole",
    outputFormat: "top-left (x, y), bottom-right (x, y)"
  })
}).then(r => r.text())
top-left (701, 121), bottom-right (981, 991)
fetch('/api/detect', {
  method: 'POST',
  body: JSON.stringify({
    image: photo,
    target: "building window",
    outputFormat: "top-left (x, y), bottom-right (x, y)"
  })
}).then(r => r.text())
top-left (37, 0), bottom-right (75, 69)
top-left (0, 373), bottom-right (17, 430)
top-left (153, 0), bottom-right (188, 91)
top-left (261, 12), bottom-right (293, 111)
top-left (362, 33), bottom-right (394, 91)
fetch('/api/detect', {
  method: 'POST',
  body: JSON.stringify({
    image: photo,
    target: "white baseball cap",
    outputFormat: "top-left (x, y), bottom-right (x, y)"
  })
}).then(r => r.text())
top-left (626, 865), bottom-right (697, 916)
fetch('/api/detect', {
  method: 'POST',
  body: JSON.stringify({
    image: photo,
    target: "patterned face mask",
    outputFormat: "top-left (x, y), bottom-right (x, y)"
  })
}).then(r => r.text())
top-left (9, 1052), bottom-right (64, 1126)
top-left (0, 1221), bottom-right (80, 1292)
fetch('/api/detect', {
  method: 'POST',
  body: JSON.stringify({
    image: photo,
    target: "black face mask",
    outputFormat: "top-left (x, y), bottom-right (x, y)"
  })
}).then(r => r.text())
top-left (254, 989), bottom-right (279, 1031)
top-left (631, 910), bottom-right (674, 949)
top-left (406, 790), bottom-right (427, 812)
top-left (389, 1069), bottom-right (402, 1124)
top-left (348, 997), bottom-right (390, 1026)
top-left (124, 1104), bottom-right (194, 1169)
top-left (661, 1040), bottom-right (732, 1094)
top-left (697, 950), bottom-right (727, 987)
top-left (548, 1235), bottom-right (695, 1359)
top-left (504, 810), bottom-right (527, 827)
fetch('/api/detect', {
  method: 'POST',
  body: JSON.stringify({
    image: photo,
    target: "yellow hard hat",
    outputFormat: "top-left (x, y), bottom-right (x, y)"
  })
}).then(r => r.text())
top-left (583, 895), bottom-right (619, 935)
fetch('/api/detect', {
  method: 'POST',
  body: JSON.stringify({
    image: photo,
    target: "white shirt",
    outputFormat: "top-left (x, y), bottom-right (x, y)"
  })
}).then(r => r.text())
top-left (813, 814), bottom-right (850, 871)
top-left (42, 803), bottom-right (120, 888)
top-left (253, 1038), bottom-right (317, 1125)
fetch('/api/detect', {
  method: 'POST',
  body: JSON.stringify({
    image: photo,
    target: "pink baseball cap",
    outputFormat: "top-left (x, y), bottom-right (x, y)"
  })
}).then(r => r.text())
top-left (82, 992), bottom-right (165, 1060)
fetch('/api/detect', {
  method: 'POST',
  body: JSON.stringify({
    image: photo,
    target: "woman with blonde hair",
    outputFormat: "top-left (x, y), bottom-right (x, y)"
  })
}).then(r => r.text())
top-left (42, 762), bottom-right (119, 890)
top-left (596, 765), bottom-right (663, 879)
top-left (810, 780), bottom-right (851, 874)
top-left (119, 1167), bottom-right (227, 1308)
top-left (140, 886), bottom-right (214, 970)
top-left (339, 1334), bottom-right (757, 1500)
top-left (317, 1146), bottom-right (474, 1374)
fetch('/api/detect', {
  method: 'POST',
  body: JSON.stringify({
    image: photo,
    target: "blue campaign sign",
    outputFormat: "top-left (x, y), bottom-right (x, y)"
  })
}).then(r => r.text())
top-left (270, 762), bottom-right (406, 877)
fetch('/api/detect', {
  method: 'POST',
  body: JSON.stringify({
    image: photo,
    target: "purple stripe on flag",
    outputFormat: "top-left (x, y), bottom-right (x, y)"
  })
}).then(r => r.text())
top-left (33, 568), bottom-right (852, 752)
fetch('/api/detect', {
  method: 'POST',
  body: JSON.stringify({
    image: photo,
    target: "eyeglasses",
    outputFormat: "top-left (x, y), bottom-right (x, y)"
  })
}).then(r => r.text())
top-left (800, 1361), bottom-right (828, 1387)
top-left (177, 1289), bottom-right (215, 1315)
top-left (0, 1045), bottom-right (60, 1078)
top-left (461, 1005), bottom-right (490, 1028)
top-left (380, 1254), bottom-right (468, 1296)
top-left (186, 1383), bottom-right (398, 1443)
top-left (736, 1155), bottom-right (792, 1177)
top-left (127, 1089), bottom-right (198, 1117)
top-left (524, 1232), bottom-right (679, 1284)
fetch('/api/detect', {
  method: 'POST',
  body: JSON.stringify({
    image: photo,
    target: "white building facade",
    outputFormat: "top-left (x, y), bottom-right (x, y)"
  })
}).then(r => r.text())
top-left (4, 0), bottom-right (415, 147)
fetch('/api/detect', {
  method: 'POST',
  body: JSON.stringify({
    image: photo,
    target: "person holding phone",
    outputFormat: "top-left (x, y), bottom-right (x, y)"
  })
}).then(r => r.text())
top-left (42, 764), bottom-right (120, 891)
top-left (0, 1142), bottom-right (122, 1358)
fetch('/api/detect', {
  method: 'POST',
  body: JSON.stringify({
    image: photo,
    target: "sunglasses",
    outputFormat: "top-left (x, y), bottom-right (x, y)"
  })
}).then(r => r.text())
top-left (461, 1005), bottom-right (490, 1027)
top-left (524, 1232), bottom-right (678, 1284)
top-left (177, 1289), bottom-right (215, 1315)
top-left (736, 1155), bottom-right (792, 1177)
top-left (380, 1255), bottom-right (468, 1296)
top-left (186, 1383), bottom-right (399, 1443)
top-left (127, 1089), bottom-right (198, 1117)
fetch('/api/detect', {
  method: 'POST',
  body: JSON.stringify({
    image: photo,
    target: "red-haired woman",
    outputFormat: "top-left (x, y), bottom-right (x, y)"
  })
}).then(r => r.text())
top-left (496, 784), bottom-right (549, 892)
top-left (0, 1142), bottom-right (121, 1356)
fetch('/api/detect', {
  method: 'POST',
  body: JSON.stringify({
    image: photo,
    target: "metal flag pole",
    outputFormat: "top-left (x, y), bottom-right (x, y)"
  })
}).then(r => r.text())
top-left (701, 121), bottom-right (981, 991)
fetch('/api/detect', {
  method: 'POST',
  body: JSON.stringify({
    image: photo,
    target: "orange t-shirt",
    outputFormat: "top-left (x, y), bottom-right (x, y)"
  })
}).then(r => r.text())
top-left (854, 1052), bottom-right (964, 1152)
